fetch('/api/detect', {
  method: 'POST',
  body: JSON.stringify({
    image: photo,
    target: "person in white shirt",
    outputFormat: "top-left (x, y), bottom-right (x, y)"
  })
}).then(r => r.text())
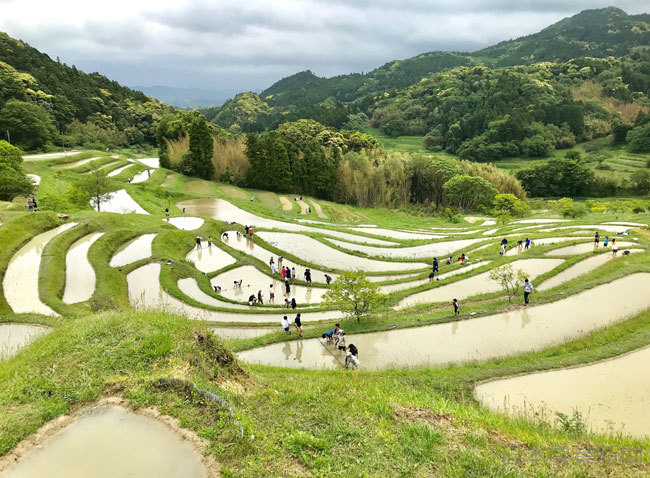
top-left (523, 278), bottom-right (533, 305)
top-left (281, 316), bottom-right (291, 335)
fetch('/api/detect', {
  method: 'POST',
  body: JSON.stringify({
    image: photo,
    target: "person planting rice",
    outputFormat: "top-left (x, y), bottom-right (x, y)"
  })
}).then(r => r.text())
top-left (322, 328), bottom-right (335, 343)
top-left (281, 316), bottom-right (291, 336)
top-left (345, 343), bottom-right (359, 369)
top-left (523, 278), bottom-right (533, 305)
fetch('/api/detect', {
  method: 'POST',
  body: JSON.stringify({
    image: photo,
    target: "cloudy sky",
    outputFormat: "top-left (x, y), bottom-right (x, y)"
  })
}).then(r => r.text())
top-left (0, 0), bottom-right (646, 97)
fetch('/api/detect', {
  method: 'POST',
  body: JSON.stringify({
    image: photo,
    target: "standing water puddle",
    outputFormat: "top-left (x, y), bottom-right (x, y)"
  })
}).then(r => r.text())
top-left (185, 242), bottom-right (236, 273)
top-left (3, 223), bottom-right (77, 316)
top-left (239, 273), bottom-right (650, 370)
top-left (396, 258), bottom-right (562, 309)
top-left (62, 232), bottom-right (105, 304)
top-left (504, 237), bottom-right (590, 256)
top-left (0, 406), bottom-right (206, 478)
top-left (127, 263), bottom-right (342, 323)
top-left (0, 324), bottom-right (50, 360)
top-left (110, 233), bottom-right (157, 267)
top-left (474, 345), bottom-right (650, 438)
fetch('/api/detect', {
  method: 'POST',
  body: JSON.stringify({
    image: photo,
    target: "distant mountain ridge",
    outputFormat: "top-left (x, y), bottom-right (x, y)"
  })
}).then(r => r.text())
top-left (255, 7), bottom-right (649, 109)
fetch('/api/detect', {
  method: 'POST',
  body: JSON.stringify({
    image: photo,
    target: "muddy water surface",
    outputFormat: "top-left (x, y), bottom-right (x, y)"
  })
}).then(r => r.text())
top-left (110, 233), bottom-right (156, 267)
top-left (210, 265), bottom-right (326, 304)
top-left (474, 345), bottom-right (650, 438)
top-left (178, 198), bottom-right (396, 244)
top-left (3, 223), bottom-right (77, 316)
top-left (128, 263), bottom-right (342, 323)
top-left (185, 242), bottom-right (236, 273)
top-left (178, 278), bottom-right (251, 310)
top-left (397, 258), bottom-right (562, 309)
top-left (350, 227), bottom-right (444, 241)
top-left (0, 406), bottom-right (206, 478)
top-left (131, 169), bottom-right (152, 183)
top-left (239, 273), bottom-right (650, 370)
top-left (106, 164), bottom-right (131, 177)
top-left (165, 217), bottom-right (205, 230)
top-left (380, 261), bottom-right (489, 294)
top-left (545, 241), bottom-right (636, 256)
top-left (93, 189), bottom-right (149, 214)
top-left (537, 249), bottom-right (644, 291)
top-left (258, 232), bottom-right (427, 271)
top-left (504, 237), bottom-right (590, 256)
top-left (326, 236), bottom-right (484, 259)
top-left (62, 232), bottom-right (104, 304)
top-left (0, 324), bottom-right (50, 360)
top-left (135, 157), bottom-right (160, 168)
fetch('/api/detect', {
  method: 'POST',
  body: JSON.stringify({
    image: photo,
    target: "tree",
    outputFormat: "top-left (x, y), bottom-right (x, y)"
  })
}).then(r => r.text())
top-left (184, 112), bottom-right (214, 179)
top-left (630, 170), bottom-right (650, 196)
top-left (626, 123), bottom-right (650, 153)
top-left (492, 193), bottom-right (530, 217)
top-left (516, 157), bottom-right (594, 197)
top-left (442, 174), bottom-right (497, 211)
top-left (408, 156), bottom-right (462, 207)
top-left (488, 264), bottom-right (529, 302)
top-left (74, 170), bottom-right (114, 212)
top-left (322, 271), bottom-right (387, 322)
top-left (0, 100), bottom-right (56, 150)
top-left (0, 140), bottom-right (33, 200)
top-left (552, 197), bottom-right (587, 218)
top-left (245, 132), bottom-right (292, 192)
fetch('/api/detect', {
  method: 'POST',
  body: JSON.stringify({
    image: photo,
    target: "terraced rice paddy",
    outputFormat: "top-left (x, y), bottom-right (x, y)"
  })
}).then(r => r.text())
top-left (185, 241), bottom-right (236, 273)
top-left (3, 223), bottom-right (77, 316)
top-left (474, 345), bottom-right (650, 438)
top-left (257, 232), bottom-right (427, 271)
top-left (165, 217), bottom-right (205, 230)
top-left (239, 273), bottom-right (650, 370)
top-left (109, 233), bottom-right (157, 267)
top-left (0, 324), bottom-right (50, 360)
top-left (396, 258), bottom-right (563, 309)
top-left (94, 190), bottom-right (149, 214)
top-left (62, 232), bottom-right (104, 304)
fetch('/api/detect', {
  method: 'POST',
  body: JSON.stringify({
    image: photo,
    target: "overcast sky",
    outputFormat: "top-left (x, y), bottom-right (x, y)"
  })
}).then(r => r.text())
top-left (0, 0), bottom-right (646, 95)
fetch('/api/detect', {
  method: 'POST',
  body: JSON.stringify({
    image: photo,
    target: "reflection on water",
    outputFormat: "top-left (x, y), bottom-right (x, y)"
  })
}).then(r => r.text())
top-left (63, 232), bottom-right (104, 304)
top-left (239, 273), bottom-right (650, 370)
top-left (110, 233), bottom-right (157, 268)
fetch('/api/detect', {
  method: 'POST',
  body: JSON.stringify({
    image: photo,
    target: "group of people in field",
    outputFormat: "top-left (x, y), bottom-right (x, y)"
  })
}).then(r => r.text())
top-left (322, 323), bottom-right (359, 368)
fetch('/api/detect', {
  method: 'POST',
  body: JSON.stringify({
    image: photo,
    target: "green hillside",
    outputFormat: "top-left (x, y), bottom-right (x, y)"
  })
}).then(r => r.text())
top-left (0, 32), bottom-right (174, 150)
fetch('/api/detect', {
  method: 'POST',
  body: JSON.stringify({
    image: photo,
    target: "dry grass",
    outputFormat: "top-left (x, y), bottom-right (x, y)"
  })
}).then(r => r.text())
top-left (165, 135), bottom-right (190, 166)
top-left (572, 81), bottom-right (649, 123)
top-left (212, 137), bottom-right (249, 182)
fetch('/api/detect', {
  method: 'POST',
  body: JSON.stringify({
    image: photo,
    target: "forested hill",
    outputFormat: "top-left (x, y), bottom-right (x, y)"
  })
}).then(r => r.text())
top-left (247, 7), bottom-right (650, 110)
top-left (474, 7), bottom-right (650, 66)
top-left (0, 32), bottom-right (173, 150)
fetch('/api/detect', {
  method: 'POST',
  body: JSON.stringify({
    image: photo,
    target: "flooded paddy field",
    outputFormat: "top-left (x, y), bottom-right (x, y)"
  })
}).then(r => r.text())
top-left (3, 223), bottom-right (77, 316)
top-left (545, 241), bottom-right (637, 256)
top-left (210, 265), bottom-right (327, 304)
top-left (396, 258), bottom-right (563, 309)
top-left (0, 324), bottom-right (50, 360)
top-left (109, 233), bottom-right (157, 267)
top-left (239, 273), bottom-right (650, 370)
top-left (474, 345), bottom-right (650, 438)
top-left (257, 232), bottom-right (428, 272)
top-left (165, 217), bottom-right (205, 230)
top-left (128, 263), bottom-right (342, 323)
top-left (62, 232), bottom-right (104, 304)
top-left (185, 242), bottom-right (236, 273)
top-left (93, 190), bottom-right (149, 215)
top-left (326, 236), bottom-right (485, 259)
